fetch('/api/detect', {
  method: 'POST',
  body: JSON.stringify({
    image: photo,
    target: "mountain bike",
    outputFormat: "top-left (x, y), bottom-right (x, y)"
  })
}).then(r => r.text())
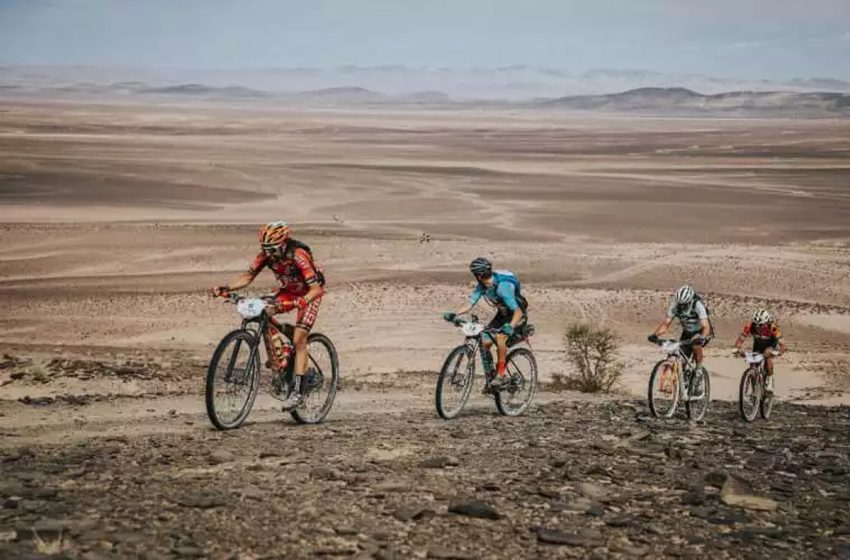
top-left (435, 315), bottom-right (537, 419)
top-left (738, 351), bottom-right (777, 422)
top-left (205, 293), bottom-right (339, 430)
top-left (647, 339), bottom-right (710, 421)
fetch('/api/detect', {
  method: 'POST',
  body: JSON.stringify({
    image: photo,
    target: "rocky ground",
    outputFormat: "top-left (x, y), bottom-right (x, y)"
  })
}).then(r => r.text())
top-left (1, 393), bottom-right (848, 560)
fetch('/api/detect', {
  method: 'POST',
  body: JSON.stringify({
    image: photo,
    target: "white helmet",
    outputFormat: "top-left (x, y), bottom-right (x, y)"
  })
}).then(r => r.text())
top-left (752, 308), bottom-right (772, 325)
top-left (675, 285), bottom-right (695, 305)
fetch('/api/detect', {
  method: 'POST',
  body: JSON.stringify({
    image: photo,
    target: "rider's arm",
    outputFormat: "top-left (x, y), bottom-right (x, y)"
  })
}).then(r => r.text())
top-left (452, 303), bottom-right (475, 316)
top-left (225, 271), bottom-right (256, 291)
top-left (654, 301), bottom-right (677, 336)
top-left (215, 253), bottom-right (265, 293)
top-left (509, 307), bottom-right (523, 329)
top-left (773, 325), bottom-right (786, 354)
top-left (653, 317), bottom-right (673, 337)
top-left (457, 284), bottom-right (483, 315)
top-left (695, 301), bottom-right (710, 337)
top-left (735, 322), bottom-right (751, 351)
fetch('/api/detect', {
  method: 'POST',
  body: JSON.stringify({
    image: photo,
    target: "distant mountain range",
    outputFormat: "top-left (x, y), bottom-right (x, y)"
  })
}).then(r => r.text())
top-left (3, 64), bottom-right (850, 100)
top-left (1, 66), bottom-right (850, 116)
top-left (536, 87), bottom-right (850, 115)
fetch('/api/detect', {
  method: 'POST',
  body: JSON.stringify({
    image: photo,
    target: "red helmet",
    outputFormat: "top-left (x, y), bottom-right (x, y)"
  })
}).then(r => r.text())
top-left (259, 221), bottom-right (291, 252)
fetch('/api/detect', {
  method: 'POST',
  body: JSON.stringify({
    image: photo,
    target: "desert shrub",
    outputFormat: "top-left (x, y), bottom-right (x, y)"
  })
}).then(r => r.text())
top-left (561, 323), bottom-right (623, 393)
top-left (27, 359), bottom-right (51, 384)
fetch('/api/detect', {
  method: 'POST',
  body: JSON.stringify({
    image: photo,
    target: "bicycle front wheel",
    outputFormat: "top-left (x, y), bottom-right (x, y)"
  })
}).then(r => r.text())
top-left (738, 368), bottom-right (760, 422)
top-left (205, 330), bottom-right (261, 430)
top-left (759, 388), bottom-right (775, 420)
top-left (685, 365), bottom-right (710, 421)
top-left (495, 347), bottom-right (537, 417)
top-left (648, 359), bottom-right (679, 418)
top-left (291, 333), bottom-right (339, 425)
top-left (435, 345), bottom-right (476, 420)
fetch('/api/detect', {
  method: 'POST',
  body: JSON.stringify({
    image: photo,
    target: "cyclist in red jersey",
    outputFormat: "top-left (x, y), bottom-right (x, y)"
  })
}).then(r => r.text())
top-left (211, 221), bottom-right (325, 408)
top-left (734, 308), bottom-right (786, 394)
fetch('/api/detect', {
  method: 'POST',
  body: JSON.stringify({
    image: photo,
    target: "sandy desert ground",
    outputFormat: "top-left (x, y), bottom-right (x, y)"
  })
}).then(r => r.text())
top-left (1, 99), bottom-right (849, 558)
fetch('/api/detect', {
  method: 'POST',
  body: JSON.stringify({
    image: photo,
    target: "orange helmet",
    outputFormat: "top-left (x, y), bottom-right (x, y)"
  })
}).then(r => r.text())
top-left (259, 221), bottom-right (291, 252)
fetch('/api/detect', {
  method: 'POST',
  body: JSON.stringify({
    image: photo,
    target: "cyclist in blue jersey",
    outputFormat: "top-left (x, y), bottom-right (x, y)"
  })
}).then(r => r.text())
top-left (443, 257), bottom-right (528, 390)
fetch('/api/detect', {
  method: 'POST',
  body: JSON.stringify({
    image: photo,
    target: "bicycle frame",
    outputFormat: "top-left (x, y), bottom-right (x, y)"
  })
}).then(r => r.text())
top-left (744, 352), bottom-right (767, 389)
top-left (458, 314), bottom-right (533, 383)
top-left (660, 342), bottom-right (698, 402)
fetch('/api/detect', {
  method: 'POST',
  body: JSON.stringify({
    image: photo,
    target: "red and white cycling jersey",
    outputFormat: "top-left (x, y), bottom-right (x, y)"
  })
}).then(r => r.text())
top-left (248, 247), bottom-right (318, 297)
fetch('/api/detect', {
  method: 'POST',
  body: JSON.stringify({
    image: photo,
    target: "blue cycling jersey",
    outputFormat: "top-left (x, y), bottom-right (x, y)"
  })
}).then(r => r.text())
top-left (469, 270), bottom-right (521, 314)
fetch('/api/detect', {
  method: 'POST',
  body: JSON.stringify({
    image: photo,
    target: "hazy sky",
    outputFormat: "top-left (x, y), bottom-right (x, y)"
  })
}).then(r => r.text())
top-left (1, 0), bottom-right (849, 79)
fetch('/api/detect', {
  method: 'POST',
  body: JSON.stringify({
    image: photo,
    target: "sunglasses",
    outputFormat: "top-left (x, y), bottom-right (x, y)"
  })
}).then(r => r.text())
top-left (262, 244), bottom-right (282, 255)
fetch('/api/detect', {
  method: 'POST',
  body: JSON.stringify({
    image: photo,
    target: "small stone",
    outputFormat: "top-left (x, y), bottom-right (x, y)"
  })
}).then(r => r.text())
top-left (0, 530), bottom-right (16, 543)
top-left (706, 470), bottom-right (729, 488)
top-left (550, 456), bottom-right (569, 468)
top-left (610, 536), bottom-right (649, 557)
top-left (258, 451), bottom-right (280, 459)
top-left (3, 497), bottom-right (21, 509)
top-left (175, 493), bottom-right (228, 509)
top-left (393, 504), bottom-right (434, 522)
top-left (427, 546), bottom-right (474, 559)
top-left (418, 456), bottom-right (459, 468)
top-left (537, 528), bottom-right (605, 547)
top-left (537, 487), bottom-right (561, 499)
top-left (585, 503), bottom-right (605, 517)
top-left (208, 450), bottom-right (236, 465)
top-left (681, 488), bottom-right (705, 506)
top-left (172, 546), bottom-right (205, 558)
top-left (374, 481), bottom-right (408, 493)
top-left (448, 500), bottom-right (501, 520)
top-left (310, 467), bottom-right (341, 480)
top-left (577, 482), bottom-right (607, 501)
top-left (720, 476), bottom-right (778, 512)
top-left (606, 516), bottom-right (634, 528)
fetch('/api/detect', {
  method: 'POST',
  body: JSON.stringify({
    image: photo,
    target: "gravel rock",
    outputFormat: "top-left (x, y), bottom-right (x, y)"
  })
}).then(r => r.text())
top-left (720, 476), bottom-right (779, 511)
top-left (448, 500), bottom-right (502, 520)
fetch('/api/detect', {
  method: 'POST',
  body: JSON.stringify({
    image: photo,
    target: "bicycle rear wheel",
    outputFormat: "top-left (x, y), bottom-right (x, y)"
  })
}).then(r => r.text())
top-left (435, 345), bottom-right (476, 420)
top-left (685, 365), bottom-right (710, 421)
top-left (738, 368), bottom-right (760, 422)
top-left (648, 359), bottom-right (679, 418)
top-left (291, 333), bottom-right (339, 425)
top-left (495, 347), bottom-right (537, 416)
top-left (205, 330), bottom-right (261, 430)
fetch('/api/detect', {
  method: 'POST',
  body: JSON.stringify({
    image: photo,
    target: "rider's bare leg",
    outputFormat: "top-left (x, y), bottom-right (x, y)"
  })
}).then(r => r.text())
top-left (693, 344), bottom-right (704, 366)
top-left (495, 333), bottom-right (508, 376)
top-left (763, 348), bottom-right (775, 377)
top-left (293, 326), bottom-right (309, 377)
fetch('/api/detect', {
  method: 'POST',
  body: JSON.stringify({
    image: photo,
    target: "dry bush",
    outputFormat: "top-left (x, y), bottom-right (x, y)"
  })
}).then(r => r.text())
top-left (560, 323), bottom-right (624, 393)
top-left (32, 529), bottom-right (68, 555)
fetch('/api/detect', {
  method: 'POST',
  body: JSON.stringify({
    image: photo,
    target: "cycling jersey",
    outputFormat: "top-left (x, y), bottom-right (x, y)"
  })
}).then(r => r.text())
top-left (248, 245), bottom-right (318, 297)
top-left (469, 270), bottom-right (525, 316)
top-left (667, 299), bottom-right (708, 334)
top-left (248, 242), bottom-right (323, 331)
top-left (742, 321), bottom-right (782, 352)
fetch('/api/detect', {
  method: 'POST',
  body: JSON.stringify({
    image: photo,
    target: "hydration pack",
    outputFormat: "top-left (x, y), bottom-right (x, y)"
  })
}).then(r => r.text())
top-left (284, 239), bottom-right (326, 287)
top-left (493, 270), bottom-right (528, 311)
top-left (693, 293), bottom-right (714, 338)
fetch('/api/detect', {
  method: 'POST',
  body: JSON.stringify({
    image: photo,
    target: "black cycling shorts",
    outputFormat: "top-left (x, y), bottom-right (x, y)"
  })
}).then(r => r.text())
top-left (753, 339), bottom-right (779, 354)
top-left (486, 312), bottom-right (528, 347)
